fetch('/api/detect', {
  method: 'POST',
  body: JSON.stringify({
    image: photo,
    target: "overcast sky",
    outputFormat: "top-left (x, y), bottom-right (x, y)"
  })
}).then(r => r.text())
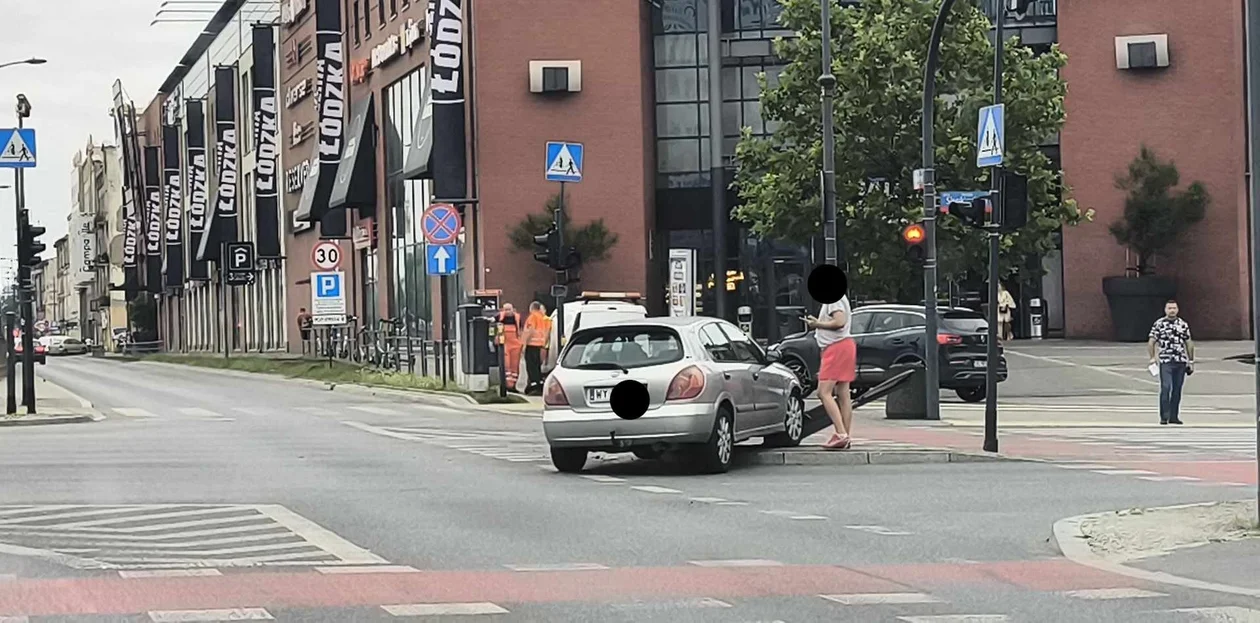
top-left (0, 1), bottom-right (206, 273)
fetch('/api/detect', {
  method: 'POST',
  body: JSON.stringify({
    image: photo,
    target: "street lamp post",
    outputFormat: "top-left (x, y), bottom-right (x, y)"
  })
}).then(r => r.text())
top-left (0, 59), bottom-right (46, 71)
top-left (14, 95), bottom-right (35, 413)
top-left (1244, 0), bottom-right (1260, 525)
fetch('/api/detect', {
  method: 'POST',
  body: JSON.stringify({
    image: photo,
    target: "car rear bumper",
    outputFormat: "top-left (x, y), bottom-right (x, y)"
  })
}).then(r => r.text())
top-left (543, 402), bottom-right (715, 449)
top-left (941, 356), bottom-right (1008, 387)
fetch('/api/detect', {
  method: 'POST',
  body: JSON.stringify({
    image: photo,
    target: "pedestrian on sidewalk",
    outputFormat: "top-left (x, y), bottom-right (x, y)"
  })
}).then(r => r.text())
top-left (1147, 299), bottom-right (1194, 425)
top-left (297, 308), bottom-right (313, 355)
top-left (998, 283), bottom-right (1016, 342)
top-left (805, 293), bottom-right (855, 450)
top-left (497, 303), bottom-right (524, 393)
top-left (521, 301), bottom-right (552, 395)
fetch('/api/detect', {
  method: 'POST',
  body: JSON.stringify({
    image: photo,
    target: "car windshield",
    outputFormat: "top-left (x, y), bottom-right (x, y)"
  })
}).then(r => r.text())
top-left (561, 326), bottom-right (684, 370)
top-left (942, 310), bottom-right (987, 332)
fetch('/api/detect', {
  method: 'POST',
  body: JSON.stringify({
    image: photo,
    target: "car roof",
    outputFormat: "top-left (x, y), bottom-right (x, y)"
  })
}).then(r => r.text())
top-left (590, 316), bottom-right (721, 329)
top-left (855, 304), bottom-right (976, 314)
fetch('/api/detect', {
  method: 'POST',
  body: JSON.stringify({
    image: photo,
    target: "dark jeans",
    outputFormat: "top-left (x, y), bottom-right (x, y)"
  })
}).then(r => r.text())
top-left (524, 346), bottom-right (544, 392)
top-left (1159, 362), bottom-right (1187, 423)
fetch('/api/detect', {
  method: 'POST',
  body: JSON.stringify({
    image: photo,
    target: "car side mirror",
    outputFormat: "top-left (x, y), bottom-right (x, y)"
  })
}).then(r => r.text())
top-left (765, 350), bottom-right (782, 364)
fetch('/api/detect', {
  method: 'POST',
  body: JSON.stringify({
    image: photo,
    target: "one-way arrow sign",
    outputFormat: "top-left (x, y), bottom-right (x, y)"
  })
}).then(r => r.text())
top-left (425, 244), bottom-right (457, 275)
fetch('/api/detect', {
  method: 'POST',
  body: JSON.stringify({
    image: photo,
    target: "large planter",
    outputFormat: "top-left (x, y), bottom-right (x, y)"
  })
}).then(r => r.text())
top-left (1102, 275), bottom-right (1177, 342)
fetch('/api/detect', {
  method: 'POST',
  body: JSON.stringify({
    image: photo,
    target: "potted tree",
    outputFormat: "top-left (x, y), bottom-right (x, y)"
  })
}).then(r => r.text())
top-left (1103, 146), bottom-right (1208, 341)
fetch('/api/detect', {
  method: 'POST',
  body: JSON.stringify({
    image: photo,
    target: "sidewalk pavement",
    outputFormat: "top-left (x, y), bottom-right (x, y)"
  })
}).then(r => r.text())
top-left (0, 374), bottom-right (102, 426)
top-left (1054, 500), bottom-right (1260, 598)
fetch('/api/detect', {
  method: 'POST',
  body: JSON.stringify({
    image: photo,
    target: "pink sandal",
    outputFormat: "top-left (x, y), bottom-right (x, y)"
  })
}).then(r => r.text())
top-left (823, 434), bottom-right (851, 450)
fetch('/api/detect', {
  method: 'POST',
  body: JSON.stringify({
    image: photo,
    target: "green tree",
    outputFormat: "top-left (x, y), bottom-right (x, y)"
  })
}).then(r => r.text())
top-left (1108, 146), bottom-right (1208, 275)
top-left (509, 194), bottom-right (619, 265)
top-left (734, 0), bottom-right (1093, 302)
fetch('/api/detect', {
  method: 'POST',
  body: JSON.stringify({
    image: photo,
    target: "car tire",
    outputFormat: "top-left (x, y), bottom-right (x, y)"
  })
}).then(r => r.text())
top-left (764, 390), bottom-right (805, 448)
top-left (692, 406), bottom-right (735, 474)
top-left (956, 386), bottom-right (985, 403)
top-left (783, 355), bottom-right (816, 395)
top-left (550, 447), bottom-right (588, 473)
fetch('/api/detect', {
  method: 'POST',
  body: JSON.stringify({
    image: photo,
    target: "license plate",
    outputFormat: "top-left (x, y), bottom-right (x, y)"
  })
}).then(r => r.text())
top-left (973, 360), bottom-right (987, 368)
top-left (586, 387), bottom-right (612, 404)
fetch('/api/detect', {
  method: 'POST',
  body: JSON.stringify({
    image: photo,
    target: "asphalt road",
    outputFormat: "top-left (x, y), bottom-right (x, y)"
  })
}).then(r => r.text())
top-left (0, 355), bottom-right (1251, 622)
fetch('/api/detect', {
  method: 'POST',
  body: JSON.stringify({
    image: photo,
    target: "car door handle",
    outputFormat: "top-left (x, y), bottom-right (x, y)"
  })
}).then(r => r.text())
top-left (890, 338), bottom-right (906, 345)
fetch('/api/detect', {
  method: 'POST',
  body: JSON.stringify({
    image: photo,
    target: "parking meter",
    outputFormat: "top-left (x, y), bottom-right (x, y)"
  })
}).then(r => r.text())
top-left (1028, 297), bottom-right (1043, 340)
top-left (737, 306), bottom-right (753, 335)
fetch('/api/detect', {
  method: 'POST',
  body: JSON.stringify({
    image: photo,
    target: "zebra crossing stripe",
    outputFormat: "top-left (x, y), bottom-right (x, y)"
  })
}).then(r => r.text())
top-left (114, 408), bottom-right (158, 418)
top-left (148, 608), bottom-right (273, 621)
top-left (347, 405), bottom-right (401, 415)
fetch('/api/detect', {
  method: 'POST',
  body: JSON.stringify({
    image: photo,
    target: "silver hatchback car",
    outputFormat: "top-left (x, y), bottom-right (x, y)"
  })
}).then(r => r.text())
top-left (542, 317), bottom-right (806, 474)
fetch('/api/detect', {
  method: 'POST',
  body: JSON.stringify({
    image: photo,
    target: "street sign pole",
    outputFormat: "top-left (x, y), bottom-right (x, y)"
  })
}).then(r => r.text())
top-left (555, 182), bottom-right (566, 351)
top-left (982, 9), bottom-right (1006, 455)
top-left (11, 116), bottom-right (36, 413)
top-left (1244, 0), bottom-right (1260, 522)
top-left (5, 310), bottom-right (15, 415)
top-left (221, 243), bottom-right (230, 361)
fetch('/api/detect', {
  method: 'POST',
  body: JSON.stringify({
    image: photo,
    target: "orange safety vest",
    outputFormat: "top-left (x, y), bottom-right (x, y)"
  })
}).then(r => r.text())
top-left (524, 311), bottom-right (551, 347)
top-left (497, 311), bottom-right (522, 346)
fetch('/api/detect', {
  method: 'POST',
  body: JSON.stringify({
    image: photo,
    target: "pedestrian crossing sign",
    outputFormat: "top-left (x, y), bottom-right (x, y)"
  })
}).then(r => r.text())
top-left (0, 128), bottom-right (36, 168)
top-left (545, 141), bottom-right (583, 183)
top-left (976, 104), bottom-right (1004, 168)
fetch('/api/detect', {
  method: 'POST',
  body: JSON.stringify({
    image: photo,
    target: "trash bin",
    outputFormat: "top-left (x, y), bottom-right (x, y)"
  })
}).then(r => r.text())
top-left (884, 364), bottom-right (927, 419)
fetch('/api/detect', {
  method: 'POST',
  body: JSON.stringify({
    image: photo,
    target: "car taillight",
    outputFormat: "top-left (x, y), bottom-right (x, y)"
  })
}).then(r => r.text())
top-left (543, 376), bottom-right (569, 406)
top-left (937, 333), bottom-right (962, 346)
top-left (666, 365), bottom-right (706, 401)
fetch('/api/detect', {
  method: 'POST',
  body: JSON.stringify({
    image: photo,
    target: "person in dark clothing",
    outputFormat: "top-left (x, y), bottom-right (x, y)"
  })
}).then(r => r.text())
top-left (1147, 299), bottom-right (1194, 425)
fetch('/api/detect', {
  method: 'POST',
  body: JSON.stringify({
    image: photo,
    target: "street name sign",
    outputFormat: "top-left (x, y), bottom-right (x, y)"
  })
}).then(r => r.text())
top-left (310, 271), bottom-right (347, 325)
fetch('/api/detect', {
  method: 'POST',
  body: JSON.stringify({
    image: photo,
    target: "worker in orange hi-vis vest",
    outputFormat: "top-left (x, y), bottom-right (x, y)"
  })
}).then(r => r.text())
top-left (497, 303), bottom-right (524, 393)
top-left (521, 301), bottom-right (552, 395)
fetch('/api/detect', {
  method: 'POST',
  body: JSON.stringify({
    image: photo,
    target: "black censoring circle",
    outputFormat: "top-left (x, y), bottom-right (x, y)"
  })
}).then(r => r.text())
top-left (807, 264), bottom-right (849, 305)
top-left (610, 380), bottom-right (650, 420)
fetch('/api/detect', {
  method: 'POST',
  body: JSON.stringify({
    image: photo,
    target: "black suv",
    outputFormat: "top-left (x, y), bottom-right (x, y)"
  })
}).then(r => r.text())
top-left (767, 304), bottom-right (1008, 402)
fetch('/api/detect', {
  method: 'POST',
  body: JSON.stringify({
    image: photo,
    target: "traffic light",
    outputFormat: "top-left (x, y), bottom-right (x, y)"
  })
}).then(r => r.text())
top-left (17, 222), bottom-right (45, 268)
top-left (999, 170), bottom-right (1028, 233)
top-left (948, 197), bottom-right (990, 229)
top-left (558, 245), bottom-right (581, 271)
top-left (902, 222), bottom-right (926, 264)
top-left (533, 227), bottom-right (559, 268)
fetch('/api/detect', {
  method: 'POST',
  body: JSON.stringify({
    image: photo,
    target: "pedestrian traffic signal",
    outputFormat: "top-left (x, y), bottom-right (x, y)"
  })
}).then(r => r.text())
top-left (902, 223), bottom-right (926, 264)
top-left (533, 227), bottom-right (559, 268)
top-left (17, 222), bottom-right (45, 268)
top-left (949, 197), bottom-right (990, 229)
top-left (999, 170), bottom-right (1028, 233)
top-left (558, 245), bottom-right (581, 271)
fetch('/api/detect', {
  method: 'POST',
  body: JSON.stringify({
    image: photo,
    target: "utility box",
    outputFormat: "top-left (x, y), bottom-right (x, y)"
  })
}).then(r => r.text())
top-left (458, 303), bottom-right (492, 392)
top-left (884, 365), bottom-right (928, 419)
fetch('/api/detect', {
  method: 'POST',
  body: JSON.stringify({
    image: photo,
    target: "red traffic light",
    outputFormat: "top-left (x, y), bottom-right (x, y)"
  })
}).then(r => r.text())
top-left (902, 223), bottom-right (926, 245)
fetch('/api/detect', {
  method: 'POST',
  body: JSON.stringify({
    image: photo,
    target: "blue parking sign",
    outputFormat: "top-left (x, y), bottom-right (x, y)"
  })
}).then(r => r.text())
top-left (316, 273), bottom-right (341, 297)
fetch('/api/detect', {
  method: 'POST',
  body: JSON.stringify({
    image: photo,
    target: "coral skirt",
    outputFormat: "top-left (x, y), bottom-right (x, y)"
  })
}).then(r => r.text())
top-left (818, 337), bottom-right (857, 383)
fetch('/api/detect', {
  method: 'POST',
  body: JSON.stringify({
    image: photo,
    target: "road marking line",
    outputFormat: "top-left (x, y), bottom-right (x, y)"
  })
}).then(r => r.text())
top-left (382, 603), bottom-right (509, 616)
top-left (0, 574), bottom-right (13, 582)
top-left (898, 616), bottom-right (1009, 623)
top-left (1054, 464), bottom-right (1116, 470)
top-left (347, 405), bottom-right (402, 415)
top-left (115, 408), bottom-right (158, 418)
top-left (177, 407), bottom-right (221, 418)
top-left (504, 563), bottom-right (609, 572)
top-left (315, 565), bottom-right (419, 574)
top-left (845, 525), bottom-right (914, 536)
top-left (760, 510), bottom-right (800, 518)
top-left (52, 506), bottom-right (256, 529)
top-left (1159, 607), bottom-right (1260, 618)
top-left (148, 608), bottom-right (273, 621)
top-left (1092, 469), bottom-right (1158, 476)
top-left (689, 497), bottom-right (728, 503)
top-left (631, 486), bottom-right (682, 494)
top-left (1114, 445), bottom-right (1159, 450)
top-left (253, 505), bottom-right (387, 564)
top-left (342, 421), bottom-right (418, 441)
top-left (1061, 588), bottom-right (1167, 599)
top-left (580, 475), bottom-right (626, 483)
top-left (611, 597), bottom-right (731, 609)
top-left (119, 569), bottom-right (223, 578)
top-left (822, 592), bottom-right (943, 605)
top-left (791, 514), bottom-right (828, 520)
top-left (0, 616), bottom-right (27, 623)
top-left (1137, 476), bottom-right (1201, 482)
top-left (716, 501), bottom-right (749, 506)
top-left (688, 559), bottom-right (783, 567)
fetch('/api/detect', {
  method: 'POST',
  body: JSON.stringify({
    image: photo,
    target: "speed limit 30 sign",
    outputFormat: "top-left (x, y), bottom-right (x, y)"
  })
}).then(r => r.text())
top-left (311, 240), bottom-right (342, 270)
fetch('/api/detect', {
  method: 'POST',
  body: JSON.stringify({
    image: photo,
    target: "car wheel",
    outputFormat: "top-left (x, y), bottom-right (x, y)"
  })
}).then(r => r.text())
top-left (955, 386), bottom-right (985, 403)
top-left (783, 355), bottom-right (815, 395)
top-left (692, 406), bottom-right (735, 474)
top-left (550, 447), bottom-right (588, 473)
top-left (764, 390), bottom-right (805, 448)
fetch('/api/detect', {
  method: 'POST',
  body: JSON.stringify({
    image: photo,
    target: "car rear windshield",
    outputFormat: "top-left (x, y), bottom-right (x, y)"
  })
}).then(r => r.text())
top-left (561, 327), bottom-right (684, 370)
top-left (942, 310), bottom-right (987, 332)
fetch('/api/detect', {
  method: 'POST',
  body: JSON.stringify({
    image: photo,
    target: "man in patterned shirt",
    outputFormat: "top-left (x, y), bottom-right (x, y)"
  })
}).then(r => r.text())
top-left (1147, 300), bottom-right (1194, 425)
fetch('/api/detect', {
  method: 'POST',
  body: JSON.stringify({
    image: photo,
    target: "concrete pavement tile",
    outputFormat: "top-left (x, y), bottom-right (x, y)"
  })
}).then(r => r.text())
top-left (868, 451), bottom-right (951, 464)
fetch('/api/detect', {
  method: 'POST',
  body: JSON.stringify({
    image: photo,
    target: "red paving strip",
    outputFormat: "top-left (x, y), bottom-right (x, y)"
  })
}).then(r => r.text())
top-left (0, 560), bottom-right (1140, 617)
top-left (1117, 461), bottom-right (1257, 485)
top-left (855, 423), bottom-right (1109, 460)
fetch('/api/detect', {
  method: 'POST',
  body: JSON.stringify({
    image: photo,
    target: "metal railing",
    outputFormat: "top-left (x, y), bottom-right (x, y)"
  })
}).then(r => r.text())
top-left (303, 321), bottom-right (458, 381)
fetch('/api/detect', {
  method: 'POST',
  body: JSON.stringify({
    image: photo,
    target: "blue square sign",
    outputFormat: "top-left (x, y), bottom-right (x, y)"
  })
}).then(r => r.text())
top-left (315, 272), bottom-right (342, 298)
top-left (426, 244), bottom-right (458, 276)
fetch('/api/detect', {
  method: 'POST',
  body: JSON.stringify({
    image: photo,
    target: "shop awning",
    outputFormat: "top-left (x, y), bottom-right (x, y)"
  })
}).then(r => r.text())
top-left (329, 94), bottom-right (377, 217)
top-left (401, 88), bottom-right (432, 180)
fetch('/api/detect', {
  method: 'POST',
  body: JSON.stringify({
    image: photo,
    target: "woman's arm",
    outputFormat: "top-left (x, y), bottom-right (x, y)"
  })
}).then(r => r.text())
top-left (806, 310), bottom-right (848, 331)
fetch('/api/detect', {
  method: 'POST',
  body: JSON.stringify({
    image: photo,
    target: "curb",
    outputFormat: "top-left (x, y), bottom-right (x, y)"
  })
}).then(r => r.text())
top-left (0, 413), bottom-right (99, 427)
top-left (735, 448), bottom-right (1018, 467)
top-left (1051, 506), bottom-right (1260, 598)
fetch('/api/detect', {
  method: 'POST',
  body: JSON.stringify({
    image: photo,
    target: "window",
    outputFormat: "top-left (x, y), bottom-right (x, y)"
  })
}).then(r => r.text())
top-left (364, 0), bottom-right (371, 37)
top-left (699, 323), bottom-right (738, 362)
top-left (561, 327), bottom-right (684, 370)
top-left (718, 323), bottom-right (763, 364)
top-left (352, 1), bottom-right (361, 45)
top-left (867, 312), bottom-right (908, 334)
top-left (904, 314), bottom-right (926, 329)
top-left (390, 0), bottom-right (397, 16)
top-left (541, 67), bottom-right (568, 91)
top-left (378, 0), bottom-right (385, 26)
top-left (849, 311), bottom-right (873, 335)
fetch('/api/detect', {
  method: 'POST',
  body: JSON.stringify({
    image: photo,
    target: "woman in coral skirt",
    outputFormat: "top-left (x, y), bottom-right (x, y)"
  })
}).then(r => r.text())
top-left (805, 294), bottom-right (856, 449)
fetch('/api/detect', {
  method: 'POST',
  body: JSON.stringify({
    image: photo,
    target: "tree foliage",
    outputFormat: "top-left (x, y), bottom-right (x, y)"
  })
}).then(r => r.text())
top-left (734, 0), bottom-right (1092, 302)
top-left (509, 194), bottom-right (619, 264)
top-left (1108, 146), bottom-right (1207, 275)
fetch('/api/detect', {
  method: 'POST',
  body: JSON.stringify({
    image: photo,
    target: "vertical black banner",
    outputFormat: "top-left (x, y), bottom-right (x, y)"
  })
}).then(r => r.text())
top-left (111, 86), bottom-right (141, 298)
top-left (143, 146), bottom-right (163, 294)
top-left (427, 0), bottom-right (468, 201)
top-left (295, 0), bottom-right (347, 239)
top-left (162, 120), bottom-right (184, 290)
top-left (252, 25), bottom-right (282, 258)
top-left (185, 100), bottom-right (211, 281)
top-left (197, 66), bottom-right (239, 263)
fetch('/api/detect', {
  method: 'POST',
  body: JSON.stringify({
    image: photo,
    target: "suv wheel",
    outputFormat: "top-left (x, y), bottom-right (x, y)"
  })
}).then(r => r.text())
top-left (955, 386), bottom-right (986, 403)
top-left (692, 406), bottom-right (734, 474)
top-left (550, 447), bottom-right (588, 473)
top-left (764, 391), bottom-right (805, 448)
